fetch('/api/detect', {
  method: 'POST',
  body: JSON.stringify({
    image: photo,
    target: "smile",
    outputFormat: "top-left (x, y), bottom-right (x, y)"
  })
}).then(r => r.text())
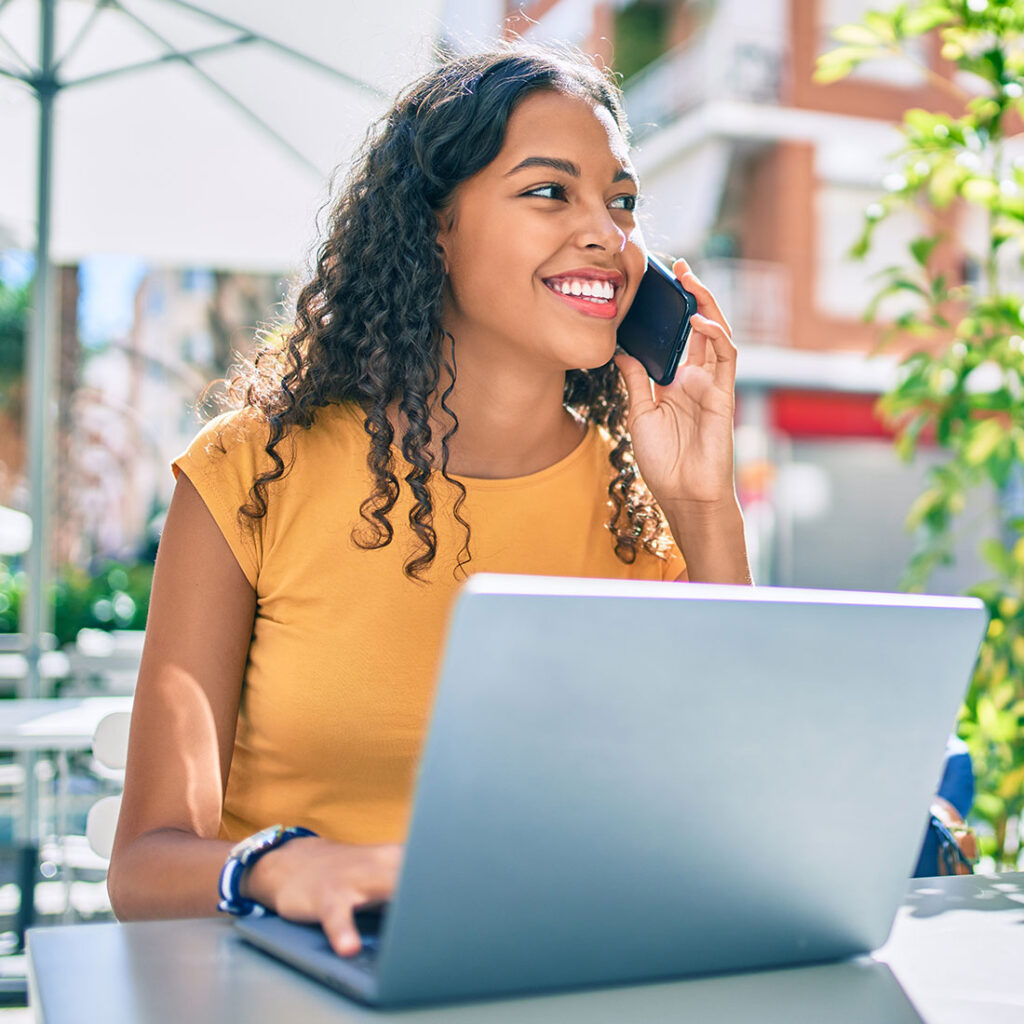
top-left (546, 278), bottom-right (615, 301)
top-left (542, 272), bottom-right (622, 320)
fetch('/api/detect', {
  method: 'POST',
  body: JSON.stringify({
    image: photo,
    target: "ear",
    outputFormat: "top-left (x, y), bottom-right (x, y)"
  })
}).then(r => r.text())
top-left (435, 208), bottom-right (453, 275)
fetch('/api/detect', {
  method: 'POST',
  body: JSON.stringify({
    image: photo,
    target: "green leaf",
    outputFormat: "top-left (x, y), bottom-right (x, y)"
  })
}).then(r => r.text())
top-left (980, 538), bottom-right (1010, 574)
top-left (977, 694), bottom-right (1000, 734)
top-left (815, 44), bottom-right (892, 81)
top-left (831, 23), bottom-right (883, 46)
top-left (977, 832), bottom-right (1000, 856)
top-left (966, 581), bottom-right (1003, 604)
top-left (962, 177), bottom-right (1000, 204)
top-left (999, 764), bottom-right (1024, 800)
top-left (930, 163), bottom-right (964, 207)
top-left (863, 10), bottom-right (897, 42)
top-left (892, 277), bottom-right (929, 298)
top-left (963, 417), bottom-right (1006, 465)
top-left (896, 412), bottom-right (932, 460)
top-left (903, 6), bottom-right (955, 35)
top-left (1013, 431), bottom-right (1024, 463)
top-left (849, 219), bottom-right (878, 261)
top-left (813, 58), bottom-right (856, 85)
top-left (910, 236), bottom-right (941, 267)
top-left (973, 792), bottom-right (1005, 822)
top-left (906, 487), bottom-right (944, 529)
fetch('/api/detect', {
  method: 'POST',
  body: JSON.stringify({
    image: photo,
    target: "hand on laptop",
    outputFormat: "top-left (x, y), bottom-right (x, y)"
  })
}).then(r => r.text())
top-left (241, 836), bottom-right (403, 957)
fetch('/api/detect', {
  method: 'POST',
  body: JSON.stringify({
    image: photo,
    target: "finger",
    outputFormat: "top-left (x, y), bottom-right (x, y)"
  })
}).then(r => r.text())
top-left (672, 259), bottom-right (732, 337)
top-left (614, 351), bottom-right (656, 417)
top-left (690, 313), bottom-right (737, 388)
top-left (321, 900), bottom-right (363, 958)
top-left (683, 323), bottom-right (707, 368)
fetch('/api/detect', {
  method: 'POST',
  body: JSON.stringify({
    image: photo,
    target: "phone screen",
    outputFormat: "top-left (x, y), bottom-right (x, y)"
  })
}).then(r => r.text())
top-left (616, 256), bottom-right (697, 386)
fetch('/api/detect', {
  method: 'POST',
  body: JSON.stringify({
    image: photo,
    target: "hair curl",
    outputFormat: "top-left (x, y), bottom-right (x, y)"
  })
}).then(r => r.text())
top-left (228, 42), bottom-right (674, 581)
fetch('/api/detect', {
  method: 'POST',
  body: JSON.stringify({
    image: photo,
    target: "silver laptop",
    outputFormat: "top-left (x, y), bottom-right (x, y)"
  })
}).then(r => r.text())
top-left (235, 574), bottom-right (987, 1008)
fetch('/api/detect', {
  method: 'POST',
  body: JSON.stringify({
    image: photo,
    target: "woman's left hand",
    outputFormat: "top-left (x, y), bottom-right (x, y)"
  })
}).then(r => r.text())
top-left (614, 257), bottom-right (738, 514)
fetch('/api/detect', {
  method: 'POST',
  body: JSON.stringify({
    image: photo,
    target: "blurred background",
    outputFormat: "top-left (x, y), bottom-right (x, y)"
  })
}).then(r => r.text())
top-left (0, 0), bottom-right (1014, 958)
top-left (0, 0), bottom-right (993, 613)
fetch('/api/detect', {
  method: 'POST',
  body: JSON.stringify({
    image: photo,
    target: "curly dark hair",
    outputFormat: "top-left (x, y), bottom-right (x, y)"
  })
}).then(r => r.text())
top-left (229, 42), bottom-right (674, 581)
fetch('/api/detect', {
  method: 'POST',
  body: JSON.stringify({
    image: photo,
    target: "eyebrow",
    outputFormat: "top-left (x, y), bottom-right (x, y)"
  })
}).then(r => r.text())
top-left (505, 156), bottom-right (638, 187)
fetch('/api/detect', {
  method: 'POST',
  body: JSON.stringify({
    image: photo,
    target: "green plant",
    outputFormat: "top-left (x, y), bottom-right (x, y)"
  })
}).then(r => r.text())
top-left (817, 0), bottom-right (1024, 868)
top-left (0, 275), bottom-right (29, 403)
top-left (614, 1), bottom-right (672, 82)
top-left (0, 558), bottom-right (153, 646)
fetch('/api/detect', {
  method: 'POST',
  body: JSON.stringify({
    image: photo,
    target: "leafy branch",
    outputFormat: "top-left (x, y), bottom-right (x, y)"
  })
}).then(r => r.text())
top-left (817, 0), bottom-right (1024, 868)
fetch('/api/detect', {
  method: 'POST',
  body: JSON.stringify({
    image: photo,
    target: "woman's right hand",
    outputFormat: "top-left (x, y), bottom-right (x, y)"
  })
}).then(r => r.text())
top-left (242, 837), bottom-right (404, 957)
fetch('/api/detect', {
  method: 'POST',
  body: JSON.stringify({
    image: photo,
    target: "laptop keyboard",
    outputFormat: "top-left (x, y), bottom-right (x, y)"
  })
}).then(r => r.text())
top-left (349, 904), bottom-right (386, 967)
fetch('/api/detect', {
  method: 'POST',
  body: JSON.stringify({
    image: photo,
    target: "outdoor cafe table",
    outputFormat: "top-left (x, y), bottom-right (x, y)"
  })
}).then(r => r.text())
top-left (0, 696), bottom-right (133, 943)
top-left (0, 697), bottom-right (132, 752)
top-left (25, 872), bottom-right (1024, 1023)
top-left (0, 652), bottom-right (71, 698)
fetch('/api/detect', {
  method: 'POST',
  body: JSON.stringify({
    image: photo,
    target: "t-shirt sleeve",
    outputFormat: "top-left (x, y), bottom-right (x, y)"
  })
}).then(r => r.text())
top-left (660, 539), bottom-right (688, 582)
top-left (171, 410), bottom-right (268, 589)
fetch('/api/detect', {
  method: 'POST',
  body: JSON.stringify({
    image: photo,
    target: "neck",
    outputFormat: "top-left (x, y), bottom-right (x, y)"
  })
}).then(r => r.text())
top-left (386, 328), bottom-right (586, 480)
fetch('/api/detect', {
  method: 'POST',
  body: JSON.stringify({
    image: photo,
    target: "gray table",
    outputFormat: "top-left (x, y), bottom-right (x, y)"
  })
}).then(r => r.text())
top-left (25, 873), bottom-right (1024, 1023)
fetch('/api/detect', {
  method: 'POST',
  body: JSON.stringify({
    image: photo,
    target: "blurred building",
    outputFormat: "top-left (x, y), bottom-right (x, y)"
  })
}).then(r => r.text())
top-left (66, 268), bottom-right (285, 563)
top-left (14, 0), bottom-right (995, 590)
top-left (441, 0), bottom-right (993, 592)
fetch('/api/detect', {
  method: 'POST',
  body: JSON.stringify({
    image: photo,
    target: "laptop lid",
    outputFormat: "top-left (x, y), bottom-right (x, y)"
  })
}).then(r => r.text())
top-left (371, 576), bottom-right (986, 1005)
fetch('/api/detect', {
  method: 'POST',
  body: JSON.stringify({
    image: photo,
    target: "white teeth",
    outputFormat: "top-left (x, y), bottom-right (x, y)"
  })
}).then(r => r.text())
top-left (547, 278), bottom-right (616, 302)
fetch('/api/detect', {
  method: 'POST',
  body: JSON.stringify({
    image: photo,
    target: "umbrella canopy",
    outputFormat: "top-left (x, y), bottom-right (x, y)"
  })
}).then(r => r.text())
top-left (0, 0), bottom-right (443, 269)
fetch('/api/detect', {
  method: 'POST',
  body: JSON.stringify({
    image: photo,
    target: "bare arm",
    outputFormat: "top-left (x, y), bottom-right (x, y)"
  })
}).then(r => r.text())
top-left (106, 470), bottom-right (255, 919)
top-left (107, 471), bottom-right (402, 955)
top-left (666, 497), bottom-right (752, 585)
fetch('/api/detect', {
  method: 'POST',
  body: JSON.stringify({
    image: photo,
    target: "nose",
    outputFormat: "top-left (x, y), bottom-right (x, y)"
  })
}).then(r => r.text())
top-left (572, 200), bottom-right (627, 254)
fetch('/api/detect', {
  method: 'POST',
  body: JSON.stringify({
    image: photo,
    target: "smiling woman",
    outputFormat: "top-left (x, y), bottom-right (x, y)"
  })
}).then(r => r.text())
top-left (106, 43), bottom-right (750, 957)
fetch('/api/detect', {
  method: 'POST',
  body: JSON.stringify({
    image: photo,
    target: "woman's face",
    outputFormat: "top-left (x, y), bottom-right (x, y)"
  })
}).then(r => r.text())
top-left (436, 88), bottom-right (646, 374)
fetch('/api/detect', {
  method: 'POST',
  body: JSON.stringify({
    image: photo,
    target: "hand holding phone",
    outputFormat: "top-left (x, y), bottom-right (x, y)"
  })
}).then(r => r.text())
top-left (616, 255), bottom-right (697, 386)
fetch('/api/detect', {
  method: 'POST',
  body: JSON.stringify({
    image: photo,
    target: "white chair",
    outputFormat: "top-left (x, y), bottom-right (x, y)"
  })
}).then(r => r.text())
top-left (62, 629), bottom-right (144, 697)
top-left (85, 711), bottom-right (131, 860)
top-left (38, 711), bottom-right (129, 921)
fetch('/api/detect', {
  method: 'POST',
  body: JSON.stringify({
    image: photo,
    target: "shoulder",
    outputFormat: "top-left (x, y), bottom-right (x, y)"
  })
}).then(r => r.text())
top-left (176, 402), bottom-right (365, 477)
top-left (172, 407), bottom-right (274, 487)
top-left (187, 406), bottom-right (270, 458)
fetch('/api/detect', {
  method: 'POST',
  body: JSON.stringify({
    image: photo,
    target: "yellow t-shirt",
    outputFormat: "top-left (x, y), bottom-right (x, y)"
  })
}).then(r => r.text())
top-left (172, 402), bottom-right (686, 844)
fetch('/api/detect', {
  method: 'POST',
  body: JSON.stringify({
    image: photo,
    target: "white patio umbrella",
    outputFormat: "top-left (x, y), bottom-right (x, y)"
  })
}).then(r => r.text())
top-left (0, 0), bottom-right (442, 942)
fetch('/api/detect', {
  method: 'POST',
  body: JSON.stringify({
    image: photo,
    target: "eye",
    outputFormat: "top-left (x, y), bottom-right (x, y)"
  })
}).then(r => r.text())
top-left (523, 183), bottom-right (568, 201)
top-left (609, 194), bottom-right (638, 212)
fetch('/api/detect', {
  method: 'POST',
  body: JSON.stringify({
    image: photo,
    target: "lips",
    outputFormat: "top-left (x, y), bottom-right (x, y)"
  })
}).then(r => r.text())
top-left (542, 268), bottom-right (624, 321)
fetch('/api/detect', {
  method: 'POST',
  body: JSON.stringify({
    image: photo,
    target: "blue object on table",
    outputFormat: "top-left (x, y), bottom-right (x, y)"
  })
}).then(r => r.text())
top-left (913, 736), bottom-right (974, 877)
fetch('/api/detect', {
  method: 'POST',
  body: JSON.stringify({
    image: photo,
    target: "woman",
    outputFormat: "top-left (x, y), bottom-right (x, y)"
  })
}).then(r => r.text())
top-left (107, 43), bottom-right (751, 955)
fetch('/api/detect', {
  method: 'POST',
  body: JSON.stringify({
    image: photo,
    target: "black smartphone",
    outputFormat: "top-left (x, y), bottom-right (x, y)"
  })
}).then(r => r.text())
top-left (616, 255), bottom-right (697, 386)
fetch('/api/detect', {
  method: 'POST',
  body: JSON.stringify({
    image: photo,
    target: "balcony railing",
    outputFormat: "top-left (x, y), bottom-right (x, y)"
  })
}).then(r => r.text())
top-left (623, 33), bottom-right (786, 139)
top-left (692, 258), bottom-right (791, 348)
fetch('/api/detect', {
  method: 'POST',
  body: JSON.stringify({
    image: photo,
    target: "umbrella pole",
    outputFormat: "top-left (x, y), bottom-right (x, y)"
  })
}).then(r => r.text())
top-left (17, 0), bottom-right (57, 949)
